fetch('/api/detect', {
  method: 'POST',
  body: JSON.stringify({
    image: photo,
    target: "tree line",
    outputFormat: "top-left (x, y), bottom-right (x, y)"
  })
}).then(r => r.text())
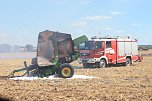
top-left (0, 44), bottom-right (36, 53)
top-left (138, 45), bottom-right (152, 51)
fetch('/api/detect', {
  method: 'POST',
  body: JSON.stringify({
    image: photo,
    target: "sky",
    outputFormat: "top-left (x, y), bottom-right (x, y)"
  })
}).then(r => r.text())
top-left (0, 0), bottom-right (152, 46)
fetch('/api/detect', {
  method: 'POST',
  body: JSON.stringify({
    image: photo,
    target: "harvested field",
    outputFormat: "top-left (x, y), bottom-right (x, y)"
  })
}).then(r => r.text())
top-left (0, 52), bottom-right (152, 101)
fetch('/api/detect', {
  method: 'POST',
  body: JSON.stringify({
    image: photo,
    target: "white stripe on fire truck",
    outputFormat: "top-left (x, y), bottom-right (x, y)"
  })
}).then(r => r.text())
top-left (95, 51), bottom-right (104, 55)
top-left (112, 57), bottom-right (126, 63)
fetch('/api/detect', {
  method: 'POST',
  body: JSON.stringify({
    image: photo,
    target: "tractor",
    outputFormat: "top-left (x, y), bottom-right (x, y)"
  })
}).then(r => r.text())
top-left (9, 30), bottom-right (88, 78)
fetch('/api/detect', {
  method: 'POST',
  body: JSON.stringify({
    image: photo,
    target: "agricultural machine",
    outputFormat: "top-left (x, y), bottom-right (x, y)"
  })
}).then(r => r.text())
top-left (9, 30), bottom-right (88, 78)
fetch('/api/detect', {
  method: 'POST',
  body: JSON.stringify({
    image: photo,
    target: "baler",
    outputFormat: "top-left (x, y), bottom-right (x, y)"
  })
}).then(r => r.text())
top-left (9, 30), bottom-right (88, 78)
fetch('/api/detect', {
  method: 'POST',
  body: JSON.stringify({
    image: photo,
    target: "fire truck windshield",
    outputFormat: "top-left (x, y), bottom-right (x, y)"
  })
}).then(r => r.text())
top-left (84, 41), bottom-right (102, 50)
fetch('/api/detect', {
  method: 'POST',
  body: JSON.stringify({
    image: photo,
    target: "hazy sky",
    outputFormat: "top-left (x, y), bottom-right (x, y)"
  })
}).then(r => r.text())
top-left (0, 0), bottom-right (151, 46)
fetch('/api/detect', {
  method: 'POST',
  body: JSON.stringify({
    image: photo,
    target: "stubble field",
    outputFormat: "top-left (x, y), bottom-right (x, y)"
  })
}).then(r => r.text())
top-left (0, 51), bottom-right (152, 101)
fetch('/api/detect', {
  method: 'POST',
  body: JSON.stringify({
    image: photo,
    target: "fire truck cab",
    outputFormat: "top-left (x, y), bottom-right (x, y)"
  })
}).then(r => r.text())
top-left (78, 36), bottom-right (142, 68)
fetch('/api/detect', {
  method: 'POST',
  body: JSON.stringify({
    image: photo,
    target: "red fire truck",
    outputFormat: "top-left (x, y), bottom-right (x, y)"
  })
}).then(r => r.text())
top-left (78, 36), bottom-right (142, 68)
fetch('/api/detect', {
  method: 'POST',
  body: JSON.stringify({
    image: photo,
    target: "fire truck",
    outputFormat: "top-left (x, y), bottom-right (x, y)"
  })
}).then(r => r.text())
top-left (78, 36), bottom-right (142, 68)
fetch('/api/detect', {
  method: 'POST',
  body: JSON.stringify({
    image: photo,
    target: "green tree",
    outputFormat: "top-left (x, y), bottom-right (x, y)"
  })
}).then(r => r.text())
top-left (25, 44), bottom-right (34, 52)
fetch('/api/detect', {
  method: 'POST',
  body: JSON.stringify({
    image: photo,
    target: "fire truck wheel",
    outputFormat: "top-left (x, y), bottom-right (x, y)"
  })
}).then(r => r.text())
top-left (99, 59), bottom-right (107, 68)
top-left (58, 63), bottom-right (74, 78)
top-left (83, 63), bottom-right (91, 68)
top-left (125, 58), bottom-right (131, 66)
